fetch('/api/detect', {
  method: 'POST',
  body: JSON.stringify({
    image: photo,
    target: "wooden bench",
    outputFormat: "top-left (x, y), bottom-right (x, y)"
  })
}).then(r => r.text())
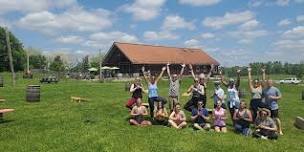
top-left (295, 116), bottom-right (304, 130)
top-left (71, 96), bottom-right (90, 103)
top-left (0, 109), bottom-right (15, 119)
top-left (40, 76), bottom-right (59, 84)
top-left (0, 98), bottom-right (5, 102)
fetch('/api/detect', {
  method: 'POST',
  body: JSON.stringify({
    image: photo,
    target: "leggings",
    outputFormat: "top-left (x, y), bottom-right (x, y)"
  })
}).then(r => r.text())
top-left (148, 97), bottom-right (167, 118)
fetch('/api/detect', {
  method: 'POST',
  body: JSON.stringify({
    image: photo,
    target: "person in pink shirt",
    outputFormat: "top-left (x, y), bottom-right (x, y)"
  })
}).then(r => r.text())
top-left (213, 101), bottom-right (228, 133)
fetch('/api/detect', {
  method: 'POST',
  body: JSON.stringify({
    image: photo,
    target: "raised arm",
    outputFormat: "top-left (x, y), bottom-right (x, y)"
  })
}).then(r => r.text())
top-left (141, 66), bottom-right (149, 84)
top-left (248, 67), bottom-right (254, 92)
top-left (261, 67), bottom-right (266, 87)
top-left (236, 69), bottom-right (241, 90)
top-left (178, 64), bottom-right (186, 79)
top-left (219, 70), bottom-right (229, 87)
top-left (129, 84), bottom-right (137, 93)
top-left (206, 64), bottom-right (215, 81)
top-left (189, 64), bottom-right (196, 80)
top-left (155, 66), bottom-right (166, 83)
top-left (166, 63), bottom-right (171, 79)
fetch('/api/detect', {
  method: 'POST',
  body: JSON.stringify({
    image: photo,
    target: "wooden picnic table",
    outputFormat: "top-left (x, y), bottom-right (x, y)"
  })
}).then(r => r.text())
top-left (0, 109), bottom-right (15, 119)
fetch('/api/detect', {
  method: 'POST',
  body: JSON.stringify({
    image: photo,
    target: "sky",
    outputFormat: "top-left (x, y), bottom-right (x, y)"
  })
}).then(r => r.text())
top-left (0, 0), bottom-right (303, 66)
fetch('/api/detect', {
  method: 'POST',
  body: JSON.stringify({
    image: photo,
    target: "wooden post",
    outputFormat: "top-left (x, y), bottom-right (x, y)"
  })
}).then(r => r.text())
top-left (99, 49), bottom-right (102, 81)
top-left (26, 50), bottom-right (30, 73)
top-left (5, 27), bottom-right (16, 86)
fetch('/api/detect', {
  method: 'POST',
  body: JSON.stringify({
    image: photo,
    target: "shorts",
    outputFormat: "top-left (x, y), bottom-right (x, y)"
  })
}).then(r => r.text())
top-left (126, 98), bottom-right (137, 108)
top-left (271, 109), bottom-right (279, 118)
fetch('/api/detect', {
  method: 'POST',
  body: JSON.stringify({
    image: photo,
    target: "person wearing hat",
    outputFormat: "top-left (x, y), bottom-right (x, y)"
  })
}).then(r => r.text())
top-left (166, 63), bottom-right (186, 111)
top-left (219, 68), bottom-right (241, 125)
top-left (189, 64), bottom-right (215, 108)
top-left (212, 81), bottom-right (226, 109)
top-left (253, 108), bottom-right (278, 140)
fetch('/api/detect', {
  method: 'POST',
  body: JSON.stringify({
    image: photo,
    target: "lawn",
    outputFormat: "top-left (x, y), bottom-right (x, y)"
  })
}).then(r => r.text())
top-left (0, 72), bottom-right (304, 152)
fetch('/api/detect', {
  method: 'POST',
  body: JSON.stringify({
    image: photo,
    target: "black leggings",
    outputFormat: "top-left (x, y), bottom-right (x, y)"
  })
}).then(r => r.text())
top-left (148, 97), bottom-right (167, 118)
top-left (184, 96), bottom-right (202, 112)
top-left (253, 130), bottom-right (278, 140)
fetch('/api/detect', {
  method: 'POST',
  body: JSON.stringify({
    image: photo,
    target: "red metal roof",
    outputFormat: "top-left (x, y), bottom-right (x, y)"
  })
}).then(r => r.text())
top-left (110, 42), bottom-right (220, 65)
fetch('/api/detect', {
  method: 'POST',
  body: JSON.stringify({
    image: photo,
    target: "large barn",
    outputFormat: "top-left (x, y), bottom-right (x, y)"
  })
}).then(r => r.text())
top-left (102, 42), bottom-right (220, 76)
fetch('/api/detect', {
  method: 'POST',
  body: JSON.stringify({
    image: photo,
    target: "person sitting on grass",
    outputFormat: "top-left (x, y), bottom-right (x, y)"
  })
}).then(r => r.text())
top-left (191, 101), bottom-right (211, 131)
top-left (213, 101), bottom-right (227, 133)
top-left (129, 98), bottom-right (152, 126)
top-left (253, 108), bottom-right (278, 140)
top-left (154, 102), bottom-right (169, 125)
top-left (141, 66), bottom-right (167, 118)
top-left (166, 63), bottom-right (185, 112)
top-left (169, 103), bottom-right (187, 129)
top-left (233, 101), bottom-right (253, 136)
top-left (126, 77), bottom-right (147, 110)
top-left (184, 78), bottom-right (205, 112)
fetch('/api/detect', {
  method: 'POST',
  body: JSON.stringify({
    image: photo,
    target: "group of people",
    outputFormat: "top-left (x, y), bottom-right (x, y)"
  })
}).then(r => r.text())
top-left (125, 64), bottom-right (282, 140)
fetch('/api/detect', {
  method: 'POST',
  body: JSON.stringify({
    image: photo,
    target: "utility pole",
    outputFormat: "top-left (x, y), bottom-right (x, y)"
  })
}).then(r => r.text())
top-left (5, 27), bottom-right (16, 86)
top-left (99, 49), bottom-right (102, 81)
top-left (26, 50), bottom-right (30, 73)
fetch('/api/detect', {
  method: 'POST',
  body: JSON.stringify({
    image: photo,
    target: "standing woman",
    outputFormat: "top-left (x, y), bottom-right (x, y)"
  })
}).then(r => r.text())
top-left (189, 64), bottom-right (214, 108)
top-left (184, 78), bottom-right (205, 112)
top-left (219, 69), bottom-right (241, 125)
top-left (142, 66), bottom-right (166, 118)
top-left (126, 77), bottom-right (147, 110)
top-left (247, 67), bottom-right (263, 120)
top-left (166, 63), bottom-right (185, 111)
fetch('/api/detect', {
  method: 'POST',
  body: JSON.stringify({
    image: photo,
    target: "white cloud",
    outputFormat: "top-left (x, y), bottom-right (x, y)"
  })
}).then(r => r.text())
top-left (278, 19), bottom-right (291, 26)
top-left (184, 39), bottom-right (200, 47)
top-left (276, 0), bottom-right (290, 6)
top-left (239, 19), bottom-right (259, 30)
top-left (282, 26), bottom-right (304, 39)
top-left (162, 15), bottom-right (195, 30)
top-left (56, 35), bottom-right (84, 44)
top-left (296, 15), bottom-right (304, 23)
top-left (84, 31), bottom-right (138, 49)
top-left (143, 31), bottom-right (179, 40)
top-left (122, 0), bottom-right (166, 21)
top-left (17, 7), bottom-right (112, 34)
top-left (202, 11), bottom-right (255, 29)
top-left (229, 30), bottom-right (268, 40)
top-left (200, 33), bottom-right (215, 39)
top-left (178, 0), bottom-right (221, 6)
top-left (0, 0), bottom-right (77, 14)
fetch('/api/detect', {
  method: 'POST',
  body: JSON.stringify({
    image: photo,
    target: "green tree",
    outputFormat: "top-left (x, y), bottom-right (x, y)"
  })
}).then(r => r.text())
top-left (0, 26), bottom-right (26, 72)
top-left (82, 55), bottom-right (90, 73)
top-left (50, 56), bottom-right (65, 72)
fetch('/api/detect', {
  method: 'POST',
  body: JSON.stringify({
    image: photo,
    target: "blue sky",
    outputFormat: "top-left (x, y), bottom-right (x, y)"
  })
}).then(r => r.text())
top-left (0, 0), bottom-right (303, 66)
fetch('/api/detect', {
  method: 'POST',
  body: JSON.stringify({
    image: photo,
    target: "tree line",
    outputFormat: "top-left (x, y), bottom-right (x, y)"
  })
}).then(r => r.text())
top-left (0, 26), bottom-right (303, 79)
top-left (222, 61), bottom-right (304, 79)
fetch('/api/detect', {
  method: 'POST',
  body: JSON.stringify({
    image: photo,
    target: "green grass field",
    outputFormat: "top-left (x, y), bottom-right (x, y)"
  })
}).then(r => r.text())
top-left (0, 73), bottom-right (304, 152)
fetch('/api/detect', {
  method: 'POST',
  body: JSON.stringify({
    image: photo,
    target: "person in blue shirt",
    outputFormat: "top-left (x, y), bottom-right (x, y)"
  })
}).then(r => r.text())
top-left (263, 78), bottom-right (283, 135)
top-left (191, 101), bottom-right (211, 131)
top-left (142, 66), bottom-right (167, 118)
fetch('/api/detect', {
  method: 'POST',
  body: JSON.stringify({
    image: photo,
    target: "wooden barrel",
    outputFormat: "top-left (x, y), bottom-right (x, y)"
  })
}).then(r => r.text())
top-left (0, 76), bottom-right (3, 87)
top-left (26, 85), bottom-right (40, 102)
